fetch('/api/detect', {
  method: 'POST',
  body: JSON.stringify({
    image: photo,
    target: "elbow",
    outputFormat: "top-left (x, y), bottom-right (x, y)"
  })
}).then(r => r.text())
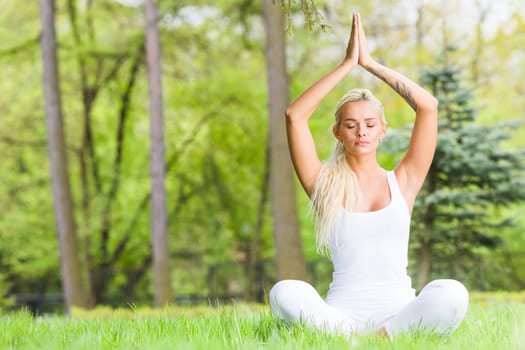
top-left (418, 96), bottom-right (439, 115)
top-left (285, 105), bottom-right (310, 123)
top-left (284, 105), bottom-right (296, 121)
top-left (429, 96), bottom-right (439, 113)
top-left (432, 96), bottom-right (439, 111)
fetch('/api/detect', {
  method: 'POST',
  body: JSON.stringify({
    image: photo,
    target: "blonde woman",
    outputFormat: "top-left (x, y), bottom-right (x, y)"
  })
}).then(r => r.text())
top-left (269, 12), bottom-right (468, 338)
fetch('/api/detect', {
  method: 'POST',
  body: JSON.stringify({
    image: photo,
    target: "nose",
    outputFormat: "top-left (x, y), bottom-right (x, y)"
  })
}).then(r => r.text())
top-left (357, 125), bottom-right (366, 137)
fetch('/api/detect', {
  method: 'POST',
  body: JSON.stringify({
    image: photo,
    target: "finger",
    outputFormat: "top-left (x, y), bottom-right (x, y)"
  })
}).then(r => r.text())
top-left (357, 12), bottom-right (366, 37)
top-left (353, 15), bottom-right (360, 47)
top-left (351, 12), bottom-right (357, 35)
top-left (354, 13), bottom-right (361, 41)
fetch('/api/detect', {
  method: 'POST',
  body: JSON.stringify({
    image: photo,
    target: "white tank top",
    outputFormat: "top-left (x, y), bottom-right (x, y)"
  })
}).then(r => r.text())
top-left (325, 170), bottom-right (416, 324)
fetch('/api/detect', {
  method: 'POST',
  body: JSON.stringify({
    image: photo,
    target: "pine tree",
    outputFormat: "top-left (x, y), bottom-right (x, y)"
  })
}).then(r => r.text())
top-left (389, 46), bottom-right (525, 290)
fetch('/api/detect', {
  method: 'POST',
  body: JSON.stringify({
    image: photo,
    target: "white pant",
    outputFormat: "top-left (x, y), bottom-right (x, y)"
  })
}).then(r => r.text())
top-left (269, 279), bottom-right (469, 338)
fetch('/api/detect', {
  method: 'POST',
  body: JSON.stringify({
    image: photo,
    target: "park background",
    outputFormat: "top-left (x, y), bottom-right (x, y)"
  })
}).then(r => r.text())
top-left (0, 0), bottom-right (524, 314)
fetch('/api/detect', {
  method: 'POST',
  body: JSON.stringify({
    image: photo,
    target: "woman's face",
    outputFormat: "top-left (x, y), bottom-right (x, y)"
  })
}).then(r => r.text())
top-left (333, 100), bottom-right (387, 156)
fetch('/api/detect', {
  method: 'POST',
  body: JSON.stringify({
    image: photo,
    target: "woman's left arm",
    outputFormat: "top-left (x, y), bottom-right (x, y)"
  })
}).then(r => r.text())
top-left (356, 12), bottom-right (438, 208)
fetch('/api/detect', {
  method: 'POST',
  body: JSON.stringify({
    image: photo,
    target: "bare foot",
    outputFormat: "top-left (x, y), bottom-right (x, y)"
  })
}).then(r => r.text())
top-left (376, 327), bottom-right (388, 338)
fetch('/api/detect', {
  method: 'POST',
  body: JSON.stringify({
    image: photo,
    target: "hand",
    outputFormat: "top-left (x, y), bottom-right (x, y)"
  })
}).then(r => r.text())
top-left (356, 12), bottom-right (374, 68)
top-left (342, 12), bottom-right (359, 67)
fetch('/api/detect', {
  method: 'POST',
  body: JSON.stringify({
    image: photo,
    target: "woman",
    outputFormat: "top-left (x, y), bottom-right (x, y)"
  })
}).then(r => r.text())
top-left (269, 12), bottom-right (468, 338)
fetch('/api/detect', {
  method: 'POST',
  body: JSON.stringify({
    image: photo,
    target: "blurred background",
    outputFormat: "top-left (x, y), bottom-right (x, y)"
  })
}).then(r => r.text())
top-left (0, 0), bottom-right (524, 314)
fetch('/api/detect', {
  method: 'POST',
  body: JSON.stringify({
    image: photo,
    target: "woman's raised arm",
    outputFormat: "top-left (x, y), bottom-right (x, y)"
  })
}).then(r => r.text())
top-left (356, 12), bottom-right (438, 209)
top-left (286, 12), bottom-right (360, 196)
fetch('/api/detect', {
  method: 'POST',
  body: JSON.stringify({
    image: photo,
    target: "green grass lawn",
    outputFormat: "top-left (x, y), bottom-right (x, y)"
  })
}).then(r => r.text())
top-left (1, 294), bottom-right (524, 349)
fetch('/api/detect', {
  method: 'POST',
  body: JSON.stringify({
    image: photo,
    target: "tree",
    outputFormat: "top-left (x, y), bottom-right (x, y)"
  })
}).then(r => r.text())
top-left (144, 0), bottom-right (172, 307)
top-left (38, 0), bottom-right (89, 311)
top-left (408, 47), bottom-right (525, 289)
top-left (262, 0), bottom-right (310, 281)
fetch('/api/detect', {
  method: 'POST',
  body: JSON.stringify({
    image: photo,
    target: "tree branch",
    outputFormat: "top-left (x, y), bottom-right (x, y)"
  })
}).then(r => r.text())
top-left (0, 35), bottom-right (40, 58)
top-left (99, 49), bottom-right (143, 264)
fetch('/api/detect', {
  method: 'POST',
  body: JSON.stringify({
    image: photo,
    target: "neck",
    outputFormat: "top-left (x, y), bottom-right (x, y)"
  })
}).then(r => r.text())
top-left (346, 153), bottom-right (383, 178)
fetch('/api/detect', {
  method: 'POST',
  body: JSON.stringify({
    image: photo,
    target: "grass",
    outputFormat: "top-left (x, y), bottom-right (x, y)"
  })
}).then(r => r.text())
top-left (0, 294), bottom-right (524, 349)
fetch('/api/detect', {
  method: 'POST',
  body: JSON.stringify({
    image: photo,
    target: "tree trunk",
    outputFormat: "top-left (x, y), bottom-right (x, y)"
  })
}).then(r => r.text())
top-left (262, 0), bottom-right (310, 282)
top-left (39, 0), bottom-right (89, 312)
top-left (414, 0), bottom-right (424, 67)
top-left (144, 0), bottom-right (172, 307)
top-left (471, 1), bottom-right (490, 83)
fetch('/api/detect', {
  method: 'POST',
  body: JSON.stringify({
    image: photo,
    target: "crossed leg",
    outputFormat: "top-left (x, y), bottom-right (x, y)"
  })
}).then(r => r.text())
top-left (269, 279), bottom-right (358, 334)
top-left (269, 278), bottom-right (469, 339)
top-left (381, 279), bottom-right (469, 338)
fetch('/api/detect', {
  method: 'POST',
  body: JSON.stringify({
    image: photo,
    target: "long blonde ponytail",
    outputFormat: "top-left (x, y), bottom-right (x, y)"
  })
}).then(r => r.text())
top-left (310, 88), bottom-right (386, 255)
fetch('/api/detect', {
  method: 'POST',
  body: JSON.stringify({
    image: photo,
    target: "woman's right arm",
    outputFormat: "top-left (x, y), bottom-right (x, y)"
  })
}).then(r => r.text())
top-left (286, 12), bottom-right (359, 197)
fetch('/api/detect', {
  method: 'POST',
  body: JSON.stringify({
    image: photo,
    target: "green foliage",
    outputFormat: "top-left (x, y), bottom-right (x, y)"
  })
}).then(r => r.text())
top-left (0, 1), bottom-right (274, 304)
top-left (280, 0), bottom-right (330, 33)
top-left (409, 47), bottom-right (525, 287)
top-left (0, 273), bottom-right (14, 308)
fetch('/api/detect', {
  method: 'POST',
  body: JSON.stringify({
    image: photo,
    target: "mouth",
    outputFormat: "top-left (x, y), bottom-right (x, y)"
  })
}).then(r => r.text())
top-left (355, 141), bottom-right (370, 146)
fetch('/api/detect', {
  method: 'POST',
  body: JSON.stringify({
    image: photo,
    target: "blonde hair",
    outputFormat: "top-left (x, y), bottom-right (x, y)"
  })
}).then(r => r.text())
top-left (310, 88), bottom-right (386, 255)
